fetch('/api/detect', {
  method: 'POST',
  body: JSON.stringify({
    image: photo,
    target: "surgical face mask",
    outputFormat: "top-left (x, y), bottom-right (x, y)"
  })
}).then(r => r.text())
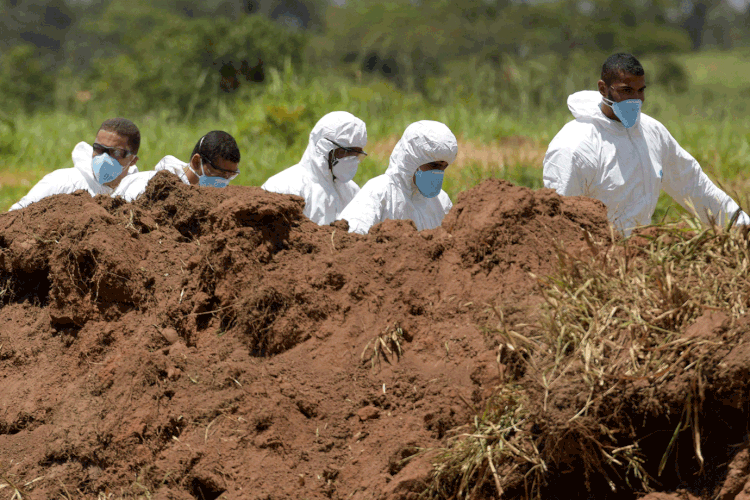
top-left (414, 169), bottom-right (444, 198)
top-left (190, 161), bottom-right (230, 188)
top-left (92, 153), bottom-right (124, 184)
top-left (603, 95), bottom-right (642, 129)
top-left (331, 156), bottom-right (360, 183)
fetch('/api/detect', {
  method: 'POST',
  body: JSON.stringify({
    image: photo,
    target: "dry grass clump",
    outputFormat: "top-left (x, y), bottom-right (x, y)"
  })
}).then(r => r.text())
top-left (361, 324), bottom-right (405, 369)
top-left (366, 136), bottom-right (546, 174)
top-left (426, 219), bottom-right (750, 499)
top-left (425, 386), bottom-right (545, 499)
top-left (543, 220), bottom-right (749, 386)
top-left (0, 276), bottom-right (12, 302)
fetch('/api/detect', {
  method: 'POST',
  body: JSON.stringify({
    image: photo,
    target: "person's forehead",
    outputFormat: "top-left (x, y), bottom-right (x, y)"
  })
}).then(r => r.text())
top-left (95, 129), bottom-right (130, 150)
top-left (612, 72), bottom-right (646, 88)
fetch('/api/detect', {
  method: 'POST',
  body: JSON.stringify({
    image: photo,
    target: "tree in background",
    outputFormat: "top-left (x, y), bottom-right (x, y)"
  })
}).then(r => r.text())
top-left (0, 0), bottom-right (748, 116)
top-left (683, 1), bottom-right (709, 50)
top-left (0, 0), bottom-right (73, 55)
top-left (77, 1), bottom-right (307, 114)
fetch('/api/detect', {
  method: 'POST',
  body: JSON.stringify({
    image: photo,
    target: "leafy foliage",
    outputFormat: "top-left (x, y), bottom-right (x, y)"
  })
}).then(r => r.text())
top-left (87, 3), bottom-right (305, 114)
top-left (0, 44), bottom-right (56, 113)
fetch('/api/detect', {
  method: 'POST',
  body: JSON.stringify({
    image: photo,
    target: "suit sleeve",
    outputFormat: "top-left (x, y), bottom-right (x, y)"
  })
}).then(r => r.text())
top-left (439, 191), bottom-right (452, 215)
top-left (543, 125), bottom-right (599, 197)
top-left (661, 129), bottom-right (749, 226)
top-left (9, 170), bottom-right (86, 211)
top-left (261, 170), bottom-right (303, 197)
top-left (338, 183), bottom-right (387, 235)
top-left (113, 171), bottom-right (158, 202)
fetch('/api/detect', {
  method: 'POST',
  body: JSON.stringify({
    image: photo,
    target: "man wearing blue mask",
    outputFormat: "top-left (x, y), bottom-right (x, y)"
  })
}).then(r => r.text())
top-left (182, 132), bottom-right (240, 188)
top-left (10, 118), bottom-right (140, 211)
top-left (338, 120), bottom-right (457, 234)
top-left (116, 131), bottom-right (241, 201)
top-left (543, 53), bottom-right (748, 235)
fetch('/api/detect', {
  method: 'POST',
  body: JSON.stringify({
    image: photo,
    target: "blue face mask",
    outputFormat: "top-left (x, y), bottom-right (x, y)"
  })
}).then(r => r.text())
top-left (92, 153), bottom-right (124, 184)
top-left (414, 169), bottom-right (444, 198)
top-left (603, 97), bottom-right (642, 129)
top-left (191, 161), bottom-right (230, 188)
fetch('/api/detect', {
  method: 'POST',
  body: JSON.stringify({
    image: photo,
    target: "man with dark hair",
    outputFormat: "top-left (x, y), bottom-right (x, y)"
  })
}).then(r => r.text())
top-left (543, 53), bottom-right (747, 235)
top-left (10, 117), bottom-right (140, 211)
top-left (184, 130), bottom-right (241, 187)
top-left (116, 131), bottom-right (241, 201)
top-left (600, 53), bottom-right (644, 88)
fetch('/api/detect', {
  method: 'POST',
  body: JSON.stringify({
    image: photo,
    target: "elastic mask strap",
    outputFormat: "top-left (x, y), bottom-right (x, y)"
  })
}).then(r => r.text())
top-left (189, 159), bottom-right (205, 178)
top-left (328, 149), bottom-right (339, 170)
top-left (191, 136), bottom-right (207, 177)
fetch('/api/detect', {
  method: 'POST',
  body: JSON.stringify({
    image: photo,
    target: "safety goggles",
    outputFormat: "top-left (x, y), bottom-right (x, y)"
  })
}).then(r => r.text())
top-left (201, 155), bottom-right (240, 181)
top-left (93, 142), bottom-right (133, 160)
top-left (325, 138), bottom-right (368, 157)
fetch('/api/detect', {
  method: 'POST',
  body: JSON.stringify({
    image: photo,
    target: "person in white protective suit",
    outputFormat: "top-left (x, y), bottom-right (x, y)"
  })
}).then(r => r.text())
top-left (543, 53), bottom-right (749, 235)
top-left (338, 120), bottom-right (457, 234)
top-left (10, 118), bottom-right (140, 211)
top-left (261, 111), bottom-right (367, 225)
top-left (115, 130), bottom-right (241, 202)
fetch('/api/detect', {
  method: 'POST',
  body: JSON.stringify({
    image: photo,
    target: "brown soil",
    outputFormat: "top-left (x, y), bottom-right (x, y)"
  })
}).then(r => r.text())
top-left (0, 174), bottom-right (748, 500)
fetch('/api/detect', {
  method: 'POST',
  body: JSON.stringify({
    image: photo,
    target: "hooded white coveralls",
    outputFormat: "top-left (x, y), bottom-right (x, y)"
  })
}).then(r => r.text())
top-left (338, 120), bottom-right (457, 235)
top-left (114, 156), bottom-right (190, 202)
top-left (543, 90), bottom-right (749, 234)
top-left (9, 142), bottom-right (139, 211)
top-left (261, 111), bottom-right (366, 225)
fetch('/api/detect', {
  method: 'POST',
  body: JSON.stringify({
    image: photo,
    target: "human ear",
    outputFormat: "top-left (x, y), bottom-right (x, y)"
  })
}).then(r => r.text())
top-left (190, 153), bottom-right (202, 169)
top-left (597, 80), bottom-right (607, 97)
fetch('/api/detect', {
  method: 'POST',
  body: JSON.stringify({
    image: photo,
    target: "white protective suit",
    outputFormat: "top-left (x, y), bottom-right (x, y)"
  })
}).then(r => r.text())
top-left (115, 156), bottom-right (190, 202)
top-left (261, 111), bottom-right (366, 225)
top-left (9, 142), bottom-right (138, 211)
top-left (338, 120), bottom-right (457, 235)
top-left (543, 90), bottom-right (749, 234)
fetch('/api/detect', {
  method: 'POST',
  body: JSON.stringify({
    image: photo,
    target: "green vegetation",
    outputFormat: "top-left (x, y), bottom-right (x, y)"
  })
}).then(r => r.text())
top-left (2, 2), bottom-right (750, 498)
top-left (2, 51), bottom-right (748, 220)
top-left (1, 0), bottom-right (748, 218)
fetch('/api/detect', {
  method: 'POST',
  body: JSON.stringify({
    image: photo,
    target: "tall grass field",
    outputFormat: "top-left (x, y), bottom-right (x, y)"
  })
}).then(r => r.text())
top-left (1, 49), bottom-right (749, 221)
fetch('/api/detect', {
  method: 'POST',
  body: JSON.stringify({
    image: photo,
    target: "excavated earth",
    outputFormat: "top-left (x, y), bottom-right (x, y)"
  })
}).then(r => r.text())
top-left (0, 173), bottom-right (749, 500)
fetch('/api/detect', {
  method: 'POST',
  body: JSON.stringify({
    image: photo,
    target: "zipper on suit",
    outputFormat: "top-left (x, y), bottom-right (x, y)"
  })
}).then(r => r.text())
top-left (627, 127), bottom-right (651, 198)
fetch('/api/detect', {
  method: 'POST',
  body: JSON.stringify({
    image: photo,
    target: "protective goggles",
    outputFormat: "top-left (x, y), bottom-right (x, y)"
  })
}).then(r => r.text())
top-left (201, 155), bottom-right (240, 180)
top-left (93, 142), bottom-right (133, 160)
top-left (325, 138), bottom-right (368, 157)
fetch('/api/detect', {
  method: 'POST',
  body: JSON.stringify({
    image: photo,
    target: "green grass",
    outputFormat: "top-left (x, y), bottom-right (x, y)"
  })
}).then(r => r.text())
top-left (1, 49), bottom-right (749, 217)
top-left (0, 70), bottom-right (565, 211)
top-left (678, 48), bottom-right (750, 89)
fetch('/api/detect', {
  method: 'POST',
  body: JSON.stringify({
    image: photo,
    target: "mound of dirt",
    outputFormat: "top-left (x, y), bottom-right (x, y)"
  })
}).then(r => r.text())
top-left (1, 173), bottom-right (747, 500)
top-left (443, 179), bottom-right (610, 302)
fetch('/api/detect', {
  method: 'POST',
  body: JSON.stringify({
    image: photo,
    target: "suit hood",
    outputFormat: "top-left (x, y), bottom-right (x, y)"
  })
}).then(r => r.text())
top-left (385, 120), bottom-right (457, 192)
top-left (299, 111), bottom-right (367, 183)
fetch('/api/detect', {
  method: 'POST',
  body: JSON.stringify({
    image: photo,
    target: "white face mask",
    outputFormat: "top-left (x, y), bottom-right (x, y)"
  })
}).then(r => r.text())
top-left (331, 156), bottom-right (360, 183)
